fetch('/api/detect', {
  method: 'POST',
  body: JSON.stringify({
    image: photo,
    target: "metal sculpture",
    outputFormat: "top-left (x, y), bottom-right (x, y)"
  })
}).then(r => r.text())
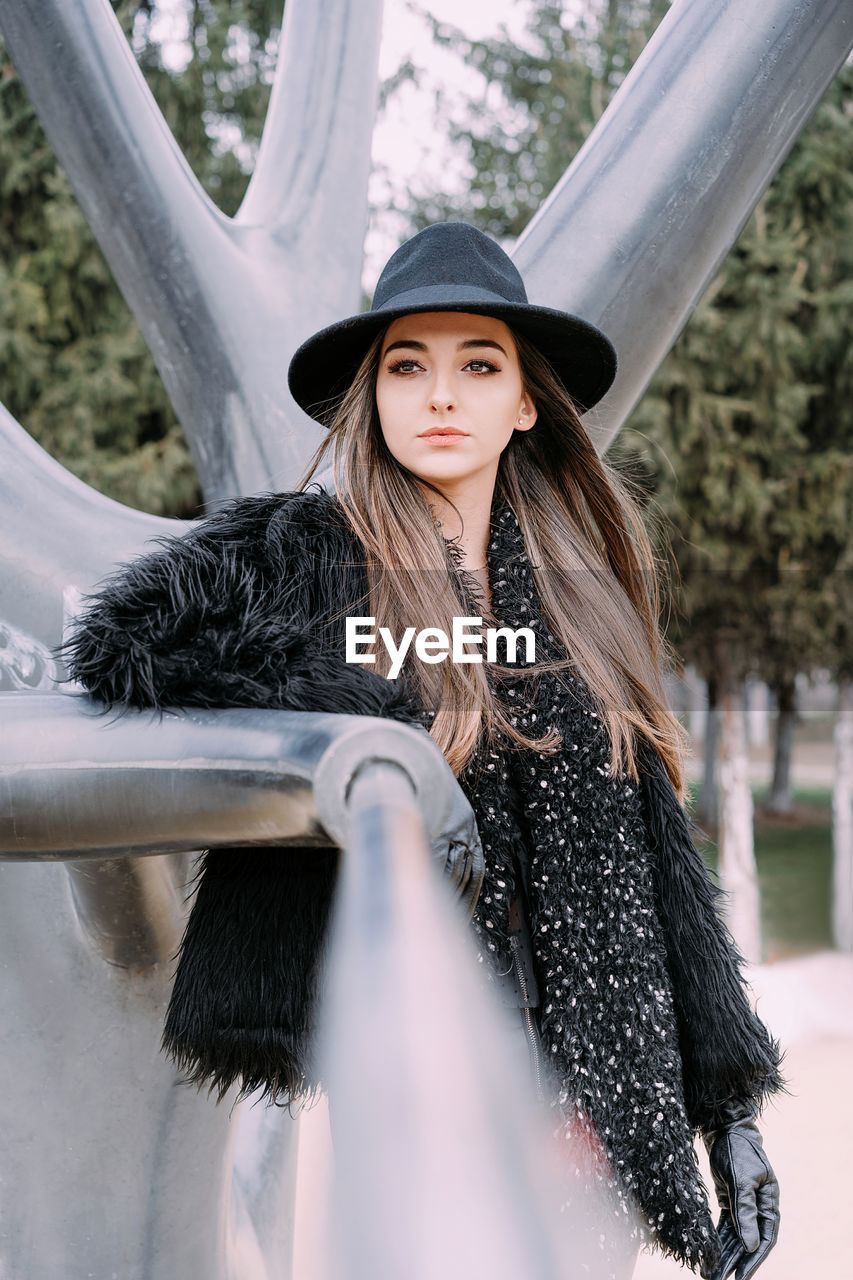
top-left (0, 0), bottom-right (850, 1276)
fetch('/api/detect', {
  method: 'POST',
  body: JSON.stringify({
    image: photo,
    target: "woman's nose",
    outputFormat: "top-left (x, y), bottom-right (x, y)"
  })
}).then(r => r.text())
top-left (428, 377), bottom-right (455, 414)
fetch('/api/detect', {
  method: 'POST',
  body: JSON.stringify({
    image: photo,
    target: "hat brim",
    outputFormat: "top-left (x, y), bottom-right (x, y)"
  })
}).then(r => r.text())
top-left (287, 295), bottom-right (617, 427)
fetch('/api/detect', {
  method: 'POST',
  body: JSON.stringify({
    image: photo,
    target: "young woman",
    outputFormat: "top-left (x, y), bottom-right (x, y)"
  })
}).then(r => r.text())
top-left (60, 222), bottom-right (787, 1280)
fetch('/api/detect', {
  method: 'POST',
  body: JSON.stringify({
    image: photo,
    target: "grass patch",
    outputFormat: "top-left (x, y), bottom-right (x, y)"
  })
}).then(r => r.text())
top-left (688, 785), bottom-right (834, 963)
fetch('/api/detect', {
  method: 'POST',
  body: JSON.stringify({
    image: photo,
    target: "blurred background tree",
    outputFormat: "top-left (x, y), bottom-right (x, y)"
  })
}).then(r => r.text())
top-left (396, 0), bottom-right (671, 238)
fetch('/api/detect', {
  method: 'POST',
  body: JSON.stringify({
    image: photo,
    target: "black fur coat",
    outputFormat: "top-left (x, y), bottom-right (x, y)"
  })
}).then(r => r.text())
top-left (59, 485), bottom-right (787, 1277)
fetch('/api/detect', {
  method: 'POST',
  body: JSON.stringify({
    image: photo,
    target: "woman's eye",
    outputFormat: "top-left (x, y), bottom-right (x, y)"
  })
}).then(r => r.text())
top-left (386, 358), bottom-right (499, 375)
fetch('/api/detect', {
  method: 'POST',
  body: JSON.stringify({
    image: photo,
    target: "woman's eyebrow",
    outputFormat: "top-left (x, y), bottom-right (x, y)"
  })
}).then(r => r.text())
top-left (382, 338), bottom-right (508, 357)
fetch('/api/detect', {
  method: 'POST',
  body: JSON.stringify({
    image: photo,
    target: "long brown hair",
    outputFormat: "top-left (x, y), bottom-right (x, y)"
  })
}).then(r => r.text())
top-left (297, 322), bottom-right (690, 801)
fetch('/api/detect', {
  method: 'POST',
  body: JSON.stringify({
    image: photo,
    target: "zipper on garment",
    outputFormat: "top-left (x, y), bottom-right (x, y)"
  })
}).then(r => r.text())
top-left (509, 934), bottom-right (545, 1103)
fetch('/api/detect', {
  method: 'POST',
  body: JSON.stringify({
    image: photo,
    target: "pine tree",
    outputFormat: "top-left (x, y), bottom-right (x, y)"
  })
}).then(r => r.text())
top-left (617, 66), bottom-right (852, 802)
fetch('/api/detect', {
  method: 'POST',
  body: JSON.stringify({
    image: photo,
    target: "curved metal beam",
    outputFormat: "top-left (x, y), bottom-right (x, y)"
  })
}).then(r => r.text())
top-left (0, 404), bottom-right (180, 653)
top-left (0, 0), bottom-right (384, 500)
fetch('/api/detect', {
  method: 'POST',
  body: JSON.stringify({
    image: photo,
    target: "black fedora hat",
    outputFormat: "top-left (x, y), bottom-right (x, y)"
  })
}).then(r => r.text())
top-left (287, 221), bottom-right (617, 427)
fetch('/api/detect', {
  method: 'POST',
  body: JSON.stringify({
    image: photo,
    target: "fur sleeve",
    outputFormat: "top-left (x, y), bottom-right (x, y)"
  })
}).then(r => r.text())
top-left (637, 741), bottom-right (791, 1135)
top-left (55, 493), bottom-right (301, 711)
top-left (54, 488), bottom-right (426, 727)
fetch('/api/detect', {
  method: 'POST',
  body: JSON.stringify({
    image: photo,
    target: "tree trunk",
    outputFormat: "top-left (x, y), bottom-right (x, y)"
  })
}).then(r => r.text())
top-left (697, 672), bottom-right (718, 829)
top-left (687, 663), bottom-right (707, 742)
top-left (832, 678), bottom-right (853, 952)
top-left (718, 673), bottom-right (763, 963)
top-left (765, 676), bottom-right (798, 814)
top-left (745, 678), bottom-right (770, 748)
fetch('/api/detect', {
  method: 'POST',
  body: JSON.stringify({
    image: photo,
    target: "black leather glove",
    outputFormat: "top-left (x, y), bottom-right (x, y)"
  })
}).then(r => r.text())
top-left (404, 719), bottom-right (485, 921)
top-left (701, 1100), bottom-right (780, 1280)
top-left (429, 779), bottom-right (485, 922)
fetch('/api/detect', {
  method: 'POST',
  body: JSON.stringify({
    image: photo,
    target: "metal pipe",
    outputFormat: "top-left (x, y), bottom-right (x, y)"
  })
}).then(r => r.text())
top-left (0, 695), bottom-right (482, 1279)
top-left (0, 694), bottom-right (459, 862)
top-left (0, 692), bottom-right (471, 962)
top-left (316, 761), bottom-right (636, 1279)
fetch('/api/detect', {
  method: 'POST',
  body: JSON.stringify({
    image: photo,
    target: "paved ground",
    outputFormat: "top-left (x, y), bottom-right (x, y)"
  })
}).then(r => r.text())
top-left (634, 950), bottom-right (853, 1278)
top-left (642, 734), bottom-right (847, 1275)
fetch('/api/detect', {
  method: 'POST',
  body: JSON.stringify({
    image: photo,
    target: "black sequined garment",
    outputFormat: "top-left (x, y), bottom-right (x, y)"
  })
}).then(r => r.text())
top-left (440, 495), bottom-right (786, 1276)
top-left (60, 484), bottom-right (788, 1279)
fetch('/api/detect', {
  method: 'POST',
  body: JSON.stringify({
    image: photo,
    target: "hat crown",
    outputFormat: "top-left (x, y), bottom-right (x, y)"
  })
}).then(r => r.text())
top-left (372, 221), bottom-right (528, 311)
top-left (287, 220), bottom-right (618, 426)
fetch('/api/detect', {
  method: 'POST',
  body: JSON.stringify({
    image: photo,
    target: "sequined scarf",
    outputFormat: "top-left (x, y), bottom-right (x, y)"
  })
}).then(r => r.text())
top-left (442, 496), bottom-right (768, 1278)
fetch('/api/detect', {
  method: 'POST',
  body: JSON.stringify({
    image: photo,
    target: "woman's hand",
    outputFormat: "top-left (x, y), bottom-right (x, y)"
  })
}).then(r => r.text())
top-left (701, 1100), bottom-right (780, 1279)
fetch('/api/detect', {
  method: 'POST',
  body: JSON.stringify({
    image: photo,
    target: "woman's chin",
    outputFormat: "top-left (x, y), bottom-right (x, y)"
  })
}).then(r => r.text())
top-left (413, 468), bottom-right (478, 489)
top-left (404, 453), bottom-right (485, 484)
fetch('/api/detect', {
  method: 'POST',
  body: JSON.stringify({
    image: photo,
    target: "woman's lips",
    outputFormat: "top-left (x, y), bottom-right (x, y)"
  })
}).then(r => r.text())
top-left (418, 431), bottom-right (469, 445)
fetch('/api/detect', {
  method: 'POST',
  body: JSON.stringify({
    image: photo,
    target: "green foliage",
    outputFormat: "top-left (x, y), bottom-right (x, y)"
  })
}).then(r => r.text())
top-left (617, 67), bottom-right (852, 688)
top-left (705, 787), bottom-right (835, 960)
top-left (395, 0), bottom-right (671, 237)
top-left (0, 1), bottom-right (281, 517)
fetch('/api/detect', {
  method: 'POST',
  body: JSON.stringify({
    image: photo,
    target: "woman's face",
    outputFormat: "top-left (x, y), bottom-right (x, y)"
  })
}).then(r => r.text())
top-left (374, 311), bottom-right (537, 492)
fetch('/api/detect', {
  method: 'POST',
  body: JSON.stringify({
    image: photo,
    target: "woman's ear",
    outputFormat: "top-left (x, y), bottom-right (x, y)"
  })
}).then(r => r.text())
top-left (515, 399), bottom-right (538, 432)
